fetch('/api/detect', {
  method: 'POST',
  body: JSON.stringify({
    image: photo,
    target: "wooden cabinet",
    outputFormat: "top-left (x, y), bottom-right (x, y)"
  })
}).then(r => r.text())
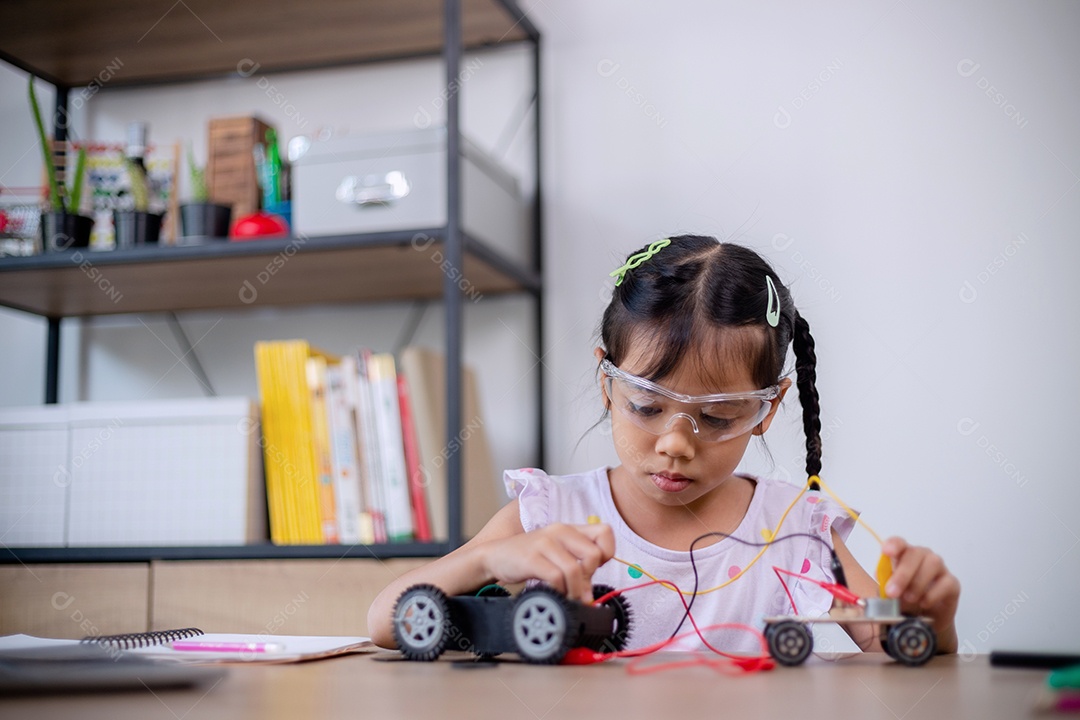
top-left (150, 559), bottom-right (428, 636)
top-left (0, 564), bottom-right (150, 638)
top-left (1, 559), bottom-right (428, 638)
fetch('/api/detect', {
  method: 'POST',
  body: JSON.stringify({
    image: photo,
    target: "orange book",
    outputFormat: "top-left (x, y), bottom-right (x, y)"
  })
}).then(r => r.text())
top-left (306, 356), bottom-right (339, 544)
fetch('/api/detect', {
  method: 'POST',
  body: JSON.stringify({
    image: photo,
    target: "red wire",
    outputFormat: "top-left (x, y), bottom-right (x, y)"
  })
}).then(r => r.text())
top-left (586, 580), bottom-right (773, 673)
top-left (771, 565), bottom-right (863, 612)
top-left (581, 566), bottom-right (863, 673)
top-left (622, 624), bottom-right (776, 674)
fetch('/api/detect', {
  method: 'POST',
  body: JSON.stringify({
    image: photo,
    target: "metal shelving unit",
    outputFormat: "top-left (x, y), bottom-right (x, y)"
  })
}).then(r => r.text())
top-left (0, 0), bottom-right (543, 564)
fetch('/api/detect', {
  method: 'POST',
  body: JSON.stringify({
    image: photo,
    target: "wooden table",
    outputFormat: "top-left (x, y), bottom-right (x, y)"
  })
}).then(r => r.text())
top-left (0, 651), bottom-right (1049, 719)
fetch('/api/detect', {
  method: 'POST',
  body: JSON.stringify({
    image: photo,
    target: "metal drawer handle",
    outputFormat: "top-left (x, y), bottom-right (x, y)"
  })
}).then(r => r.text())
top-left (336, 171), bottom-right (411, 207)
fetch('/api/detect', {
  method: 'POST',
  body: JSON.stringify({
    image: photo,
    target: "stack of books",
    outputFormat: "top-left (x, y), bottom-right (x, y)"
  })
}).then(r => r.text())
top-left (253, 342), bottom-right (497, 545)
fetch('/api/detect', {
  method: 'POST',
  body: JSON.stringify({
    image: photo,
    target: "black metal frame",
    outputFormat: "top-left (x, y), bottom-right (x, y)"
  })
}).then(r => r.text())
top-left (44, 86), bottom-right (70, 405)
top-left (443, 0), bottom-right (543, 550)
top-left (3, 542), bottom-right (453, 564)
top-left (5, 0), bottom-right (543, 562)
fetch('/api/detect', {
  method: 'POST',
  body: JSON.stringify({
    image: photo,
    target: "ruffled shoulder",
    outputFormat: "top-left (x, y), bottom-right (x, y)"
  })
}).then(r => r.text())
top-left (792, 487), bottom-right (860, 617)
top-left (807, 490), bottom-right (857, 545)
top-left (503, 467), bottom-right (552, 533)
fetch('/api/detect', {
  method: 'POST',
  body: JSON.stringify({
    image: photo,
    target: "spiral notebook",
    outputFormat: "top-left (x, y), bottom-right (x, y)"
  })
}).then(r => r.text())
top-left (80, 628), bottom-right (375, 664)
top-left (0, 630), bottom-right (374, 665)
top-left (81, 627), bottom-right (205, 649)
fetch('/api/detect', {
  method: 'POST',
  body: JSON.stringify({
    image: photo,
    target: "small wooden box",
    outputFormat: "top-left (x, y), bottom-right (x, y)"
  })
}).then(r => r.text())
top-left (207, 115), bottom-right (274, 221)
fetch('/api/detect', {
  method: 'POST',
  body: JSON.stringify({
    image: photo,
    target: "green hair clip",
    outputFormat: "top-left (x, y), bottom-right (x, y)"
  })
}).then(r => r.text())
top-left (609, 238), bottom-right (671, 286)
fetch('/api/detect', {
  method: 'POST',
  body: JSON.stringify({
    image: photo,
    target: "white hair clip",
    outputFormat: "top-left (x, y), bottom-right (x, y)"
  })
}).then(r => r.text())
top-left (766, 275), bottom-right (780, 327)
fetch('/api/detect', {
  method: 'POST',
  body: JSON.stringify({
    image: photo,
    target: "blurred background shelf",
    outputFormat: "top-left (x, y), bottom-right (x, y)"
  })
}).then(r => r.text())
top-left (1, 541), bottom-right (453, 563)
top-left (0, 230), bottom-right (541, 317)
top-left (0, 0), bottom-right (533, 87)
top-left (0, 0), bottom-right (542, 569)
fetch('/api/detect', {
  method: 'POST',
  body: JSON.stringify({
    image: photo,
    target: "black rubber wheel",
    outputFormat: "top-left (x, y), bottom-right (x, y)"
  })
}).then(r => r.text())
top-left (392, 584), bottom-right (451, 661)
top-left (884, 618), bottom-right (936, 666)
top-left (588, 584), bottom-right (633, 652)
top-left (880, 625), bottom-right (900, 661)
top-left (765, 620), bottom-right (814, 666)
top-left (510, 587), bottom-right (573, 664)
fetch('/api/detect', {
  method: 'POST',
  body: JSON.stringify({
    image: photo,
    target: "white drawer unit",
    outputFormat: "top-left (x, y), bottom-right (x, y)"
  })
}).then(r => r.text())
top-left (0, 398), bottom-right (265, 547)
top-left (292, 127), bottom-right (530, 266)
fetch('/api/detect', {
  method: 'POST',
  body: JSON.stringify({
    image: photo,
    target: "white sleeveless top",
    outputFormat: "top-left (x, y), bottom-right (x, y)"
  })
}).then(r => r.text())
top-left (504, 466), bottom-right (856, 653)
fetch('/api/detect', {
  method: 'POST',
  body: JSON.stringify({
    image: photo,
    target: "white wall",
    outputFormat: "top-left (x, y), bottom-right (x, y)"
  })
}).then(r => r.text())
top-left (2, 0), bottom-right (1077, 653)
top-left (531, 0), bottom-right (1080, 654)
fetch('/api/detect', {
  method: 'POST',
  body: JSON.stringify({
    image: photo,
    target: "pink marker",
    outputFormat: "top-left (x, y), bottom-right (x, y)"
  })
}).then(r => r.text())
top-left (170, 641), bottom-right (284, 653)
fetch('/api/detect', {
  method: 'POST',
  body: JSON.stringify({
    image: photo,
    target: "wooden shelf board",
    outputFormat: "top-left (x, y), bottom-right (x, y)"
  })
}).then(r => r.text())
top-left (0, 231), bottom-right (537, 317)
top-left (1, 542), bottom-right (452, 563)
top-left (0, 0), bottom-right (530, 88)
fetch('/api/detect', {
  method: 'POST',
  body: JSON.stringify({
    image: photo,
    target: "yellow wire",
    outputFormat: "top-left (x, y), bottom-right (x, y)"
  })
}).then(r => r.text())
top-left (813, 476), bottom-right (884, 547)
top-left (611, 475), bottom-right (810, 596)
top-left (611, 473), bottom-right (887, 597)
top-left (811, 476), bottom-right (892, 596)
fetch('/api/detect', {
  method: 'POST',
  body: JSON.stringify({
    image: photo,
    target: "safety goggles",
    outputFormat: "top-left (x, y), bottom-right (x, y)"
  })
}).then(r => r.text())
top-left (600, 359), bottom-right (781, 443)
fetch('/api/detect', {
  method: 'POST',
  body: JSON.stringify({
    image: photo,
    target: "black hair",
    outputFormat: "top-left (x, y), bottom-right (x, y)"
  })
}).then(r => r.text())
top-left (599, 235), bottom-right (823, 483)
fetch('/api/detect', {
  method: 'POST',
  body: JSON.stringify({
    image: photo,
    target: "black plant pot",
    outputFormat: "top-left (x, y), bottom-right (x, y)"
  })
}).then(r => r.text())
top-left (113, 211), bottom-right (163, 249)
top-left (180, 202), bottom-right (232, 238)
top-left (41, 211), bottom-right (94, 252)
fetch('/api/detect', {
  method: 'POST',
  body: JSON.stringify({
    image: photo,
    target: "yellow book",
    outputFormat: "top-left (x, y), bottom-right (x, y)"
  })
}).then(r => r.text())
top-left (254, 339), bottom-right (338, 545)
top-left (278, 343), bottom-right (303, 543)
top-left (254, 342), bottom-right (290, 543)
top-left (287, 341), bottom-right (325, 544)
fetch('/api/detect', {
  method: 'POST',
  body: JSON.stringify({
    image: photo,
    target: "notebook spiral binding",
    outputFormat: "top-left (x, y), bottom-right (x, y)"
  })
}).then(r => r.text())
top-left (81, 627), bottom-right (204, 650)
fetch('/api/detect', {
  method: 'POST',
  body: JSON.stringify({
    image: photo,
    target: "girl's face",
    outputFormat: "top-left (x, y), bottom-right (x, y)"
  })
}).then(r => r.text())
top-left (596, 340), bottom-right (790, 513)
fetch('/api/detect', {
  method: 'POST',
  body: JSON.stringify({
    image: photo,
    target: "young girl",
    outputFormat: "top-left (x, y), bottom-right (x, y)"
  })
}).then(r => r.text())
top-left (368, 235), bottom-right (960, 655)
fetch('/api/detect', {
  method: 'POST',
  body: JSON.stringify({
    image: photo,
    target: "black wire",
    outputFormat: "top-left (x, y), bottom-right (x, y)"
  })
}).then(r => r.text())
top-left (668, 530), bottom-right (835, 641)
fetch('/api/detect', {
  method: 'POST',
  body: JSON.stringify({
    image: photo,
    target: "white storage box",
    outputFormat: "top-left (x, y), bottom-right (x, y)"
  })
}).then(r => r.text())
top-left (292, 127), bottom-right (531, 267)
top-left (0, 398), bottom-right (265, 547)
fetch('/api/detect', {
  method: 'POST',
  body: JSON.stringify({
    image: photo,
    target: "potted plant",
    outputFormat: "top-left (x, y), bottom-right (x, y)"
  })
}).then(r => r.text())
top-left (29, 76), bottom-right (92, 252)
top-left (113, 158), bottom-right (163, 248)
top-left (179, 146), bottom-right (231, 239)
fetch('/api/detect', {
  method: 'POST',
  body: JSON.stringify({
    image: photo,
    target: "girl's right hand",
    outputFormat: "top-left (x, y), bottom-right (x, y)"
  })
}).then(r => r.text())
top-left (477, 523), bottom-right (616, 603)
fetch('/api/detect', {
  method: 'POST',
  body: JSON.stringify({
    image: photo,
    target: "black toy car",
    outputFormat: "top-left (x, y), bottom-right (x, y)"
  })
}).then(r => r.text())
top-left (392, 583), bottom-right (633, 664)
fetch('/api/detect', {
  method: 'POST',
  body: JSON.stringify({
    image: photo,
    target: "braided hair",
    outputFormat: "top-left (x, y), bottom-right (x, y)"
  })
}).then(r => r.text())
top-left (600, 235), bottom-right (823, 485)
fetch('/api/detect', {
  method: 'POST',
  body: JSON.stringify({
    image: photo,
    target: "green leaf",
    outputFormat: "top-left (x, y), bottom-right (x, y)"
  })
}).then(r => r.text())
top-left (28, 76), bottom-right (63, 212)
top-left (67, 147), bottom-right (87, 214)
top-left (187, 144), bottom-right (208, 201)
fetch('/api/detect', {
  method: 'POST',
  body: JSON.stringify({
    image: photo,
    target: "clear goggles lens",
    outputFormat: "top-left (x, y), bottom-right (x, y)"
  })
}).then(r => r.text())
top-left (600, 359), bottom-right (780, 443)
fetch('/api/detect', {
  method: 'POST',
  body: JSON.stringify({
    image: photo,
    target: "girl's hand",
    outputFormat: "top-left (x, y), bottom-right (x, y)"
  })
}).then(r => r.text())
top-left (477, 523), bottom-right (616, 603)
top-left (882, 536), bottom-right (961, 652)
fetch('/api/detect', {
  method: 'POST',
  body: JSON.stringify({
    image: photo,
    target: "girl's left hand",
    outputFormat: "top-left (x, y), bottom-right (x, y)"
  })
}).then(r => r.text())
top-left (882, 537), bottom-right (961, 652)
